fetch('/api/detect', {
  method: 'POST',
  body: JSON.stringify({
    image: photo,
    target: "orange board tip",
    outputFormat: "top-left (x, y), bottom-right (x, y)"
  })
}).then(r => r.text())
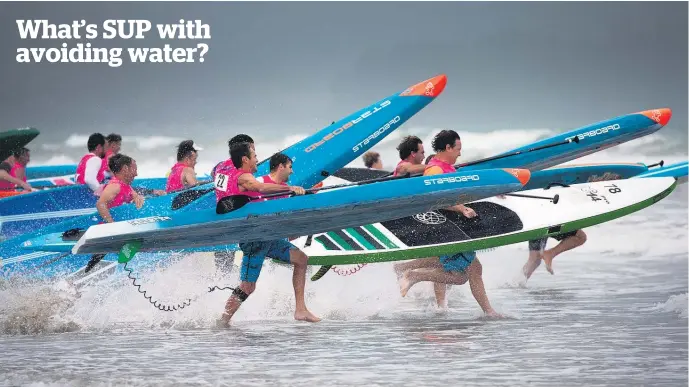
top-left (399, 74), bottom-right (447, 98)
top-left (638, 108), bottom-right (672, 126)
top-left (503, 168), bottom-right (531, 186)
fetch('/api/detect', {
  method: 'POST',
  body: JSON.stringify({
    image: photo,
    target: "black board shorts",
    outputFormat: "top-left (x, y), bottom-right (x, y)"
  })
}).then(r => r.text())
top-left (528, 230), bottom-right (580, 251)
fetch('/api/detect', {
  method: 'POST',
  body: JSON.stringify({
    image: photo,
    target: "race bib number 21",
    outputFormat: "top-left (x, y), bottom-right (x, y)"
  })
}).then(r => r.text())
top-left (214, 173), bottom-right (229, 192)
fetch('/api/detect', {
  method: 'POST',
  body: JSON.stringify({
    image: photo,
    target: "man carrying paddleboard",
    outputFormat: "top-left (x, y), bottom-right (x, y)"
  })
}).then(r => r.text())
top-left (362, 151), bottom-right (384, 170)
top-left (210, 134), bottom-right (255, 273)
top-left (216, 142), bottom-right (320, 327)
top-left (260, 153), bottom-right (294, 188)
top-left (75, 133), bottom-right (109, 193)
top-left (166, 140), bottom-right (202, 193)
top-left (394, 130), bottom-right (502, 318)
top-left (83, 154), bottom-right (147, 273)
top-left (392, 135), bottom-right (427, 177)
top-left (210, 134), bottom-right (254, 181)
top-left (96, 154), bottom-right (146, 223)
top-left (0, 158), bottom-right (33, 192)
top-left (102, 133), bottom-right (122, 176)
top-left (9, 147), bottom-right (30, 183)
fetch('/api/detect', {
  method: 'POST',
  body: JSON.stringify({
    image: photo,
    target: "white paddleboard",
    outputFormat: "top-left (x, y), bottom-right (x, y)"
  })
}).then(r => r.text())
top-left (295, 176), bottom-right (678, 266)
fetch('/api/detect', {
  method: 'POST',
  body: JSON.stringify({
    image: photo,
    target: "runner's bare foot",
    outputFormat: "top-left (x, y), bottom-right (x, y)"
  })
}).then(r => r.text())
top-left (484, 310), bottom-right (506, 319)
top-left (542, 252), bottom-right (555, 275)
top-left (215, 315), bottom-right (231, 328)
top-left (399, 272), bottom-right (414, 297)
top-left (294, 310), bottom-right (321, 322)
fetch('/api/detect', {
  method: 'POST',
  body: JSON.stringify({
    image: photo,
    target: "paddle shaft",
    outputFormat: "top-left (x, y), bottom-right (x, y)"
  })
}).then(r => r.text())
top-left (455, 136), bottom-right (580, 169)
top-left (505, 192), bottom-right (559, 203)
top-left (646, 160), bottom-right (665, 169)
top-left (247, 172), bottom-right (414, 201)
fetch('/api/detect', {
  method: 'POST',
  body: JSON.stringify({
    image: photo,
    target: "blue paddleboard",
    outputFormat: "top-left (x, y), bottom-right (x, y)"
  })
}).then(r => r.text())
top-left (1, 74), bottom-right (448, 278)
top-left (25, 168), bottom-right (532, 254)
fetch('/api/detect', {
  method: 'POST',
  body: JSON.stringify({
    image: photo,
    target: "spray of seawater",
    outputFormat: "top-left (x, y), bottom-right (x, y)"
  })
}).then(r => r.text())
top-left (1, 184), bottom-right (685, 335)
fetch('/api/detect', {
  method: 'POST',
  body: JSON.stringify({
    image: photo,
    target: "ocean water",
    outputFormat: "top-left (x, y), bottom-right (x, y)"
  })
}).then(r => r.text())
top-left (0, 180), bottom-right (686, 386)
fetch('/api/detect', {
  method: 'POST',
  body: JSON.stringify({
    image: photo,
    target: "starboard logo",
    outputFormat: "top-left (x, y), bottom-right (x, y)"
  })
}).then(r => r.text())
top-left (566, 123), bottom-right (621, 142)
top-left (352, 115), bottom-right (401, 153)
top-left (305, 100), bottom-right (392, 153)
top-left (587, 172), bottom-right (622, 182)
top-left (424, 175), bottom-right (480, 185)
top-left (424, 82), bottom-right (435, 96)
top-left (413, 211), bottom-right (447, 225)
top-left (128, 216), bottom-right (171, 226)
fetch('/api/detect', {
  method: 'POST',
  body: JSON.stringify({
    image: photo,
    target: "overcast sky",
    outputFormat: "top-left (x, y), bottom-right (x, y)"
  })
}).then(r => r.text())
top-left (1, 2), bottom-right (686, 163)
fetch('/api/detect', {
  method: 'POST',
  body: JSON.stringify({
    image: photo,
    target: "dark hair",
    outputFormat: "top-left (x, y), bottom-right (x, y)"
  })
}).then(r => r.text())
top-left (106, 133), bottom-right (122, 143)
top-left (228, 134), bottom-right (254, 152)
top-left (397, 136), bottom-right (423, 160)
top-left (109, 153), bottom-right (134, 173)
top-left (87, 133), bottom-right (106, 152)
top-left (431, 130), bottom-right (460, 152)
top-left (425, 154), bottom-right (436, 164)
top-left (176, 140), bottom-right (198, 161)
top-left (269, 153), bottom-right (292, 172)
top-left (362, 151), bottom-right (380, 168)
top-left (230, 142), bottom-right (253, 168)
top-left (12, 147), bottom-right (29, 158)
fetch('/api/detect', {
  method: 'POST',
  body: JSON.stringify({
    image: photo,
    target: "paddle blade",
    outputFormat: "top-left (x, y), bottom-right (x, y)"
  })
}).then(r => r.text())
top-left (171, 188), bottom-right (214, 210)
top-left (61, 228), bottom-right (86, 241)
top-left (84, 254), bottom-right (106, 273)
top-left (216, 195), bottom-right (252, 214)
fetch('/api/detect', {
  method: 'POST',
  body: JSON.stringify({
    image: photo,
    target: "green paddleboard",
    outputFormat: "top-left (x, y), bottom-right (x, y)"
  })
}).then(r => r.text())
top-left (0, 128), bottom-right (40, 161)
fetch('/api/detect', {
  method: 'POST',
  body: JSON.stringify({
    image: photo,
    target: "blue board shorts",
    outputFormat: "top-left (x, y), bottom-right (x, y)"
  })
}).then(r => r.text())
top-left (439, 251), bottom-right (477, 273)
top-left (239, 239), bottom-right (294, 282)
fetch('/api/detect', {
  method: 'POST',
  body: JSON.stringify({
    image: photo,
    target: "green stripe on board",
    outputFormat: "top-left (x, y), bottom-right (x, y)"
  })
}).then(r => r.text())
top-left (362, 224), bottom-right (398, 249)
top-left (345, 228), bottom-right (376, 250)
top-left (315, 235), bottom-right (340, 251)
top-left (327, 232), bottom-right (354, 251)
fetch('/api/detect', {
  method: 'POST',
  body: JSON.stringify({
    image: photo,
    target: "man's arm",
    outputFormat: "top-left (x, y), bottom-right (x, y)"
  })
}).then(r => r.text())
top-left (397, 162), bottom-right (426, 176)
top-left (182, 166), bottom-right (199, 187)
top-left (424, 166), bottom-right (476, 217)
top-left (238, 174), bottom-right (304, 195)
top-left (0, 170), bottom-right (32, 191)
top-left (131, 189), bottom-right (145, 209)
top-left (84, 156), bottom-right (104, 192)
top-left (96, 183), bottom-right (120, 223)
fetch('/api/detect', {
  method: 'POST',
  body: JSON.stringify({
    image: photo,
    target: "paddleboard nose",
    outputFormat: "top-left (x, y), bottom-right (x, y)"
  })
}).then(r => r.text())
top-left (399, 74), bottom-right (447, 98)
top-left (502, 168), bottom-right (531, 186)
top-left (639, 108), bottom-right (672, 126)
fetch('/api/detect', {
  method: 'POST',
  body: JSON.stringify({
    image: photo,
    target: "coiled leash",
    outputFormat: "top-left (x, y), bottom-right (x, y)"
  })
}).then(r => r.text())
top-left (116, 241), bottom-right (235, 312)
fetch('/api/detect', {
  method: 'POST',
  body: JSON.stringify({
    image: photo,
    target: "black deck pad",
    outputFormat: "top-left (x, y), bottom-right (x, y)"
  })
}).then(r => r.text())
top-left (379, 201), bottom-right (524, 247)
